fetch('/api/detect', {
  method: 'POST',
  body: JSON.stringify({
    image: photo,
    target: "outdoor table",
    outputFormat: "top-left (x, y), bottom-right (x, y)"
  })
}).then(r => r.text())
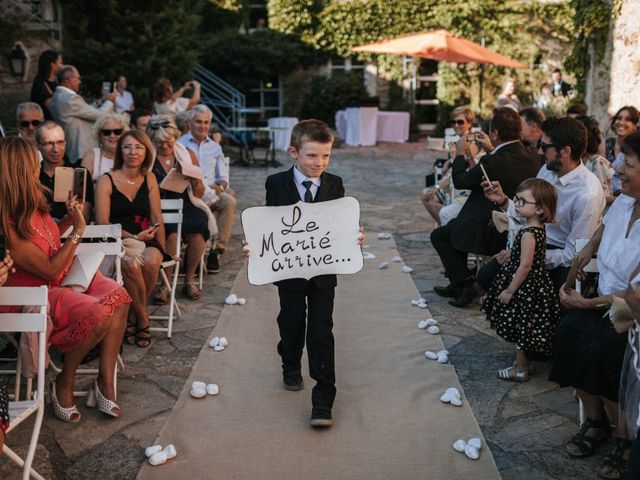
top-left (227, 126), bottom-right (287, 167)
top-left (336, 107), bottom-right (379, 147)
top-left (376, 111), bottom-right (410, 143)
top-left (267, 117), bottom-right (298, 151)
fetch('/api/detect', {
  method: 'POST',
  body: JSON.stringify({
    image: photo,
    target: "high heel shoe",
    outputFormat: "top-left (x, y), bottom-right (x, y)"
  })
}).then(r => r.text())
top-left (90, 379), bottom-right (121, 418)
top-left (49, 377), bottom-right (81, 423)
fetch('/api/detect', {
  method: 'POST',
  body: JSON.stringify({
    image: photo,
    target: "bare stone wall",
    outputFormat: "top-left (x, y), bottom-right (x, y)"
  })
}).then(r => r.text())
top-left (586, 0), bottom-right (640, 135)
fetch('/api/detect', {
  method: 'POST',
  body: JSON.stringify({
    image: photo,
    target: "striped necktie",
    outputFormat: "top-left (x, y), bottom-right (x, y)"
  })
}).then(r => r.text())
top-left (302, 180), bottom-right (313, 203)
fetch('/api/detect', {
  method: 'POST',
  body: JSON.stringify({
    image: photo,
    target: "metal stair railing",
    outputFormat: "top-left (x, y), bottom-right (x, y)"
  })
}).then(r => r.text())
top-left (194, 64), bottom-right (246, 144)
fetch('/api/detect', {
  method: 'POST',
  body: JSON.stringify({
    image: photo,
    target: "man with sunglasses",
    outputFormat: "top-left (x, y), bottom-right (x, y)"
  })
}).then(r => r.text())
top-left (35, 121), bottom-right (93, 222)
top-left (16, 102), bottom-right (44, 146)
top-left (50, 65), bottom-right (115, 164)
top-left (482, 117), bottom-right (605, 293)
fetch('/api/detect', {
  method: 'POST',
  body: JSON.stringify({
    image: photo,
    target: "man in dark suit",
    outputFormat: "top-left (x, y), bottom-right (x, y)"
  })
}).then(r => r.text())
top-left (265, 119), bottom-right (345, 428)
top-left (431, 107), bottom-right (540, 307)
top-left (551, 69), bottom-right (572, 97)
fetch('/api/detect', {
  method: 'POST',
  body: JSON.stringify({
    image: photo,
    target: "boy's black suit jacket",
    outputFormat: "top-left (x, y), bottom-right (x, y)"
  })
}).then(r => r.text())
top-left (265, 167), bottom-right (345, 291)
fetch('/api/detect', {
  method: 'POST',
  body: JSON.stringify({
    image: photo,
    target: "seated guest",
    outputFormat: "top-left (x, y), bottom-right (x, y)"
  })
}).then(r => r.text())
top-left (175, 110), bottom-right (191, 136)
top-left (481, 117), bottom-right (606, 294)
top-left (16, 102), bottom-right (44, 146)
top-left (152, 78), bottom-right (200, 116)
top-left (81, 113), bottom-right (128, 183)
top-left (0, 250), bottom-right (14, 451)
top-left (431, 107), bottom-right (540, 307)
top-left (178, 105), bottom-right (237, 273)
top-left (607, 106), bottom-right (639, 194)
top-left (130, 108), bottom-right (151, 133)
top-left (30, 50), bottom-right (62, 120)
top-left (147, 115), bottom-right (214, 301)
top-left (495, 78), bottom-right (521, 111)
top-left (114, 76), bottom-right (135, 114)
top-left (50, 65), bottom-right (116, 163)
top-left (548, 131), bottom-right (640, 479)
top-left (605, 106), bottom-right (638, 163)
top-left (95, 130), bottom-right (164, 348)
top-left (0, 136), bottom-right (131, 421)
top-left (421, 106), bottom-right (479, 226)
top-left (566, 103), bottom-right (587, 118)
top-left (576, 115), bottom-right (614, 204)
top-left (36, 121), bottom-right (93, 221)
top-left (519, 107), bottom-right (544, 149)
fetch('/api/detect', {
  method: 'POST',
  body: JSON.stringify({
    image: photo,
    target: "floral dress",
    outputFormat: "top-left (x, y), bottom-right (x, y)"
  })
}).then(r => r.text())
top-left (0, 378), bottom-right (8, 433)
top-left (482, 226), bottom-right (560, 356)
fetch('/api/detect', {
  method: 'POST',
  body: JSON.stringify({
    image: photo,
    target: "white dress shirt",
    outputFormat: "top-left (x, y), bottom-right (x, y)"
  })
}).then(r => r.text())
top-left (178, 132), bottom-right (227, 184)
top-left (292, 166), bottom-right (320, 201)
top-left (114, 90), bottom-right (134, 113)
top-left (506, 163), bottom-right (605, 269)
top-left (597, 194), bottom-right (640, 295)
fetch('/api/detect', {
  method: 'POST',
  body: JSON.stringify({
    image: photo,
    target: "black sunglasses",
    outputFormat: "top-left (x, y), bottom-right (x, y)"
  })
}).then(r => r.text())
top-left (101, 128), bottom-right (124, 136)
top-left (539, 141), bottom-right (559, 152)
top-left (450, 120), bottom-right (466, 126)
top-left (19, 120), bottom-right (42, 128)
top-left (147, 120), bottom-right (170, 130)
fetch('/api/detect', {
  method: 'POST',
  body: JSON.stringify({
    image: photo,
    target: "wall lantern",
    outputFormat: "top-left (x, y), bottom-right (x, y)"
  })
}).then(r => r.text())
top-left (9, 42), bottom-right (29, 79)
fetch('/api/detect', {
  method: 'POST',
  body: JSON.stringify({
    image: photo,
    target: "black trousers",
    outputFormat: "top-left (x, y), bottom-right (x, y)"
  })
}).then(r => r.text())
top-left (430, 223), bottom-right (471, 287)
top-left (477, 257), bottom-right (570, 296)
top-left (277, 285), bottom-right (336, 408)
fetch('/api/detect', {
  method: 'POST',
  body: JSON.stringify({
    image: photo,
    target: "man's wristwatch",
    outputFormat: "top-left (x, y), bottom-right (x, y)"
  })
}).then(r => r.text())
top-left (69, 232), bottom-right (82, 245)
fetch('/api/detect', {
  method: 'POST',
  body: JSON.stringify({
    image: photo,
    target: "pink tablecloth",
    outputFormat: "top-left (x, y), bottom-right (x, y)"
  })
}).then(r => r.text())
top-left (376, 111), bottom-right (410, 143)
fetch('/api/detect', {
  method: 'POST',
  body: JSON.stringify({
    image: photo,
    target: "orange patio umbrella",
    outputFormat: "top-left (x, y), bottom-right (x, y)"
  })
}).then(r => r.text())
top-left (351, 29), bottom-right (525, 68)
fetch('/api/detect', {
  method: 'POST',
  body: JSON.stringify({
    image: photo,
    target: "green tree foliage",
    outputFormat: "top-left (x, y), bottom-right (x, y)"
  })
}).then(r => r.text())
top-left (300, 71), bottom-right (369, 126)
top-left (60, 0), bottom-right (205, 107)
top-left (267, 0), bottom-right (319, 39)
top-left (201, 29), bottom-right (328, 92)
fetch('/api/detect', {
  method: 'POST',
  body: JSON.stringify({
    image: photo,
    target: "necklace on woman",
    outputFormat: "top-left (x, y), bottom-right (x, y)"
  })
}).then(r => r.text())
top-left (158, 154), bottom-right (174, 167)
top-left (32, 212), bottom-right (59, 256)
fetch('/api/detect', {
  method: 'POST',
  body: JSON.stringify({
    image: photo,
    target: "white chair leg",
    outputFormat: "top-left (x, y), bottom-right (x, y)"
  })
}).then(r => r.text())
top-left (15, 350), bottom-right (22, 401)
top-left (2, 445), bottom-right (46, 480)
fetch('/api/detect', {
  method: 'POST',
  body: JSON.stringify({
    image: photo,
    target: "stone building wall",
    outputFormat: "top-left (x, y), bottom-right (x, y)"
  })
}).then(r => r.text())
top-left (586, 0), bottom-right (640, 135)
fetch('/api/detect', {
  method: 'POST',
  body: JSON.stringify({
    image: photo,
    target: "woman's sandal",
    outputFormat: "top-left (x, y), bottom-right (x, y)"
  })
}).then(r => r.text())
top-left (124, 318), bottom-right (138, 346)
top-left (497, 365), bottom-right (529, 382)
top-left (183, 282), bottom-right (201, 301)
top-left (565, 416), bottom-right (612, 458)
top-left (134, 325), bottom-right (152, 348)
top-left (599, 437), bottom-right (632, 479)
top-left (49, 377), bottom-right (81, 423)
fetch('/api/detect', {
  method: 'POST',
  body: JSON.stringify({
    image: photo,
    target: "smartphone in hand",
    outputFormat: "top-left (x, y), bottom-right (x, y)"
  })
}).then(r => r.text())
top-left (479, 163), bottom-right (491, 184)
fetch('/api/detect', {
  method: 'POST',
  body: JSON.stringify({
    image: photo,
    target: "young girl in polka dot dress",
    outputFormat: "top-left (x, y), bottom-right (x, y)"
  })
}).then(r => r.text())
top-left (482, 178), bottom-right (560, 382)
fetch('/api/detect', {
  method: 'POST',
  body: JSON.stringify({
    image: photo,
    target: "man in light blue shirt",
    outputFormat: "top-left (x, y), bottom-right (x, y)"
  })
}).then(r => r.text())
top-left (178, 105), bottom-right (237, 273)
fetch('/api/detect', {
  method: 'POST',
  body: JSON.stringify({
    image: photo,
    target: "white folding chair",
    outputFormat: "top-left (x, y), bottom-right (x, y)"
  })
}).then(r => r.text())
top-left (0, 286), bottom-right (48, 480)
top-left (58, 224), bottom-right (125, 399)
top-left (150, 199), bottom-right (183, 338)
top-left (575, 238), bottom-right (598, 424)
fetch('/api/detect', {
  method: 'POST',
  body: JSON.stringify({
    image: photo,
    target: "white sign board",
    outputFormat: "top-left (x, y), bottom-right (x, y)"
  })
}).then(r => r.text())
top-left (242, 197), bottom-right (363, 285)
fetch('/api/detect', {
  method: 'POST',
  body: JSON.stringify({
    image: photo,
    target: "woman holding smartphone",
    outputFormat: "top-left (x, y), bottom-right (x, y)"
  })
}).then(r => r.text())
top-left (94, 129), bottom-right (165, 348)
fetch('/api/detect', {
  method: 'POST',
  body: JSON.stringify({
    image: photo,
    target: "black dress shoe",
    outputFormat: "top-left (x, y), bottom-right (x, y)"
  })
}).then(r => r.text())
top-left (206, 250), bottom-right (221, 273)
top-left (283, 373), bottom-right (303, 391)
top-left (448, 284), bottom-right (479, 308)
top-left (433, 284), bottom-right (462, 298)
top-left (310, 407), bottom-right (333, 427)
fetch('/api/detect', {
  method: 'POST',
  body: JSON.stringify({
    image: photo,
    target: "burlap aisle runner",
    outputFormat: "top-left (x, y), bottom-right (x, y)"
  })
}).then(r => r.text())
top-left (138, 236), bottom-right (500, 479)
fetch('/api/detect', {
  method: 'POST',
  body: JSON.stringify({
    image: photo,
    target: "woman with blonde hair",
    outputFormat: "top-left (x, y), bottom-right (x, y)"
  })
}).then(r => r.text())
top-left (146, 115), bottom-right (214, 301)
top-left (81, 112), bottom-right (128, 182)
top-left (94, 129), bottom-right (165, 348)
top-left (0, 136), bottom-right (131, 421)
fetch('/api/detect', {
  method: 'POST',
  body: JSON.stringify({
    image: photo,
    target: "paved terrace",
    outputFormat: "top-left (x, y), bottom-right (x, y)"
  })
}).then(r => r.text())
top-left (1, 142), bottom-right (604, 479)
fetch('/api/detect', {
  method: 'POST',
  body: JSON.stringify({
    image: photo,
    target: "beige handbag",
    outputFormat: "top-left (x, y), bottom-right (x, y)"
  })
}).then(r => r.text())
top-left (122, 237), bottom-right (146, 267)
top-left (610, 296), bottom-right (635, 334)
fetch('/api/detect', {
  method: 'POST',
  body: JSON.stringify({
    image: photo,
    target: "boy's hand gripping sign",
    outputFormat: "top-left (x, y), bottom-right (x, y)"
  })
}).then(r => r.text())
top-left (242, 197), bottom-right (363, 285)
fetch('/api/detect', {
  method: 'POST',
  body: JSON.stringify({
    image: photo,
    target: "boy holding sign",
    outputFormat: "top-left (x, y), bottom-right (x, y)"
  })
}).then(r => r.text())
top-left (246, 119), bottom-right (362, 427)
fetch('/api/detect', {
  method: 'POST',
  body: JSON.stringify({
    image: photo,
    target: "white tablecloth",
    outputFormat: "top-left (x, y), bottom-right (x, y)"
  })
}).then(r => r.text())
top-left (336, 107), bottom-right (379, 147)
top-left (267, 117), bottom-right (298, 151)
top-left (376, 111), bottom-right (410, 143)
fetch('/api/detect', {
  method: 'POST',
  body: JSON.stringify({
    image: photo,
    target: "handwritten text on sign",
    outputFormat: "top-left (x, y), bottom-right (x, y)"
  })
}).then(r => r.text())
top-left (241, 197), bottom-right (363, 285)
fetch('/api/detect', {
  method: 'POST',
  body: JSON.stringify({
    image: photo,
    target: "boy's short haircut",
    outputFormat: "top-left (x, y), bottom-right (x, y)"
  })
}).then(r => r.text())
top-left (519, 107), bottom-right (545, 128)
top-left (516, 178), bottom-right (557, 224)
top-left (290, 119), bottom-right (333, 151)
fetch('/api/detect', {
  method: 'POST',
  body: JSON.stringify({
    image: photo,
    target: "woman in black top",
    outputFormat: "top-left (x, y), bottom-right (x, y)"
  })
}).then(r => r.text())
top-left (95, 130), bottom-right (165, 348)
top-left (30, 50), bottom-right (62, 121)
